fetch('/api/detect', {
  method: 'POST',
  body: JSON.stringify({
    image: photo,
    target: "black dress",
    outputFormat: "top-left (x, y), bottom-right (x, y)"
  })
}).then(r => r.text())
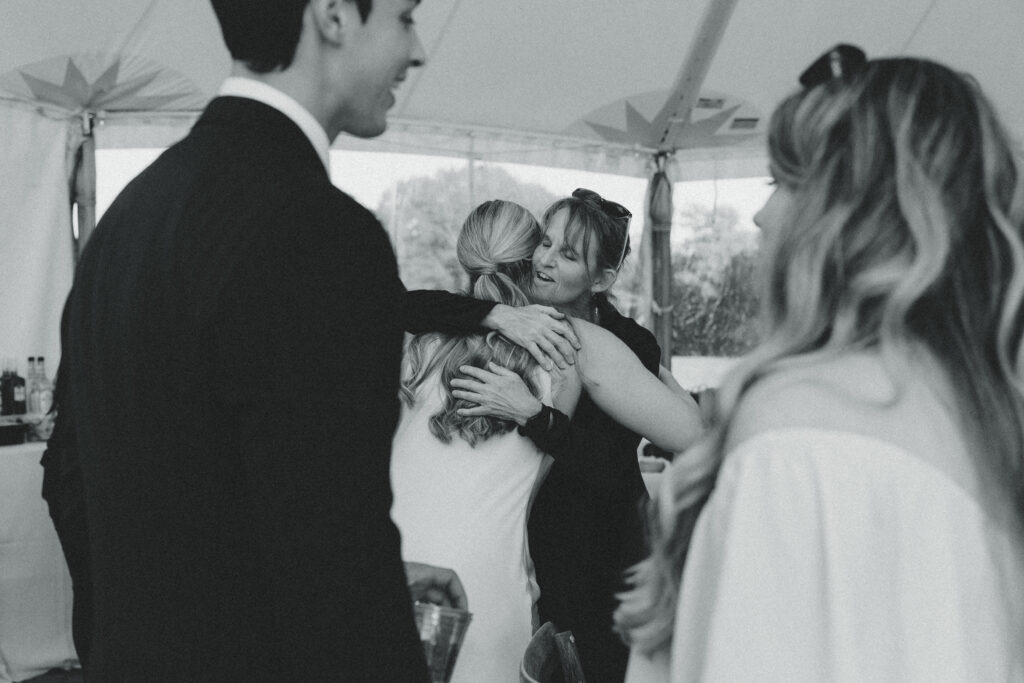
top-left (522, 297), bottom-right (658, 683)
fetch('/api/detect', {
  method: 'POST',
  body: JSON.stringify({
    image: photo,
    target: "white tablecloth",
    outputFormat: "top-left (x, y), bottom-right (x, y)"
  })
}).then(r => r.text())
top-left (0, 442), bottom-right (77, 682)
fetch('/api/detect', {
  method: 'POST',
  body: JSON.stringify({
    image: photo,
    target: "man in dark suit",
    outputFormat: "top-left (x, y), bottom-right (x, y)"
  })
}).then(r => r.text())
top-left (45, 0), bottom-right (486, 679)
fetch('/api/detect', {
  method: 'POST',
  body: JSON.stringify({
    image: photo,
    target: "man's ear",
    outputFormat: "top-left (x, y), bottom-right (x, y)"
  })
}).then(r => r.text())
top-left (590, 267), bottom-right (618, 294)
top-left (309, 0), bottom-right (357, 46)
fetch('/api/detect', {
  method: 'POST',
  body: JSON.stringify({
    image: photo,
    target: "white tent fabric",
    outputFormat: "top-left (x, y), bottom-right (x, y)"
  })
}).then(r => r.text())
top-left (0, 443), bottom-right (77, 682)
top-left (5, 0), bottom-right (1023, 172)
top-left (4, 0), bottom-right (1022, 368)
top-left (0, 102), bottom-right (76, 370)
top-left (1, 0), bottom-right (770, 177)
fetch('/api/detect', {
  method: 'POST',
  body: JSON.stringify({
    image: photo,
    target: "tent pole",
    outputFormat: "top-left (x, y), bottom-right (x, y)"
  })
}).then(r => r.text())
top-left (72, 112), bottom-right (97, 261)
top-left (648, 0), bottom-right (740, 149)
top-left (647, 153), bottom-right (674, 368)
top-left (641, 0), bottom-right (739, 369)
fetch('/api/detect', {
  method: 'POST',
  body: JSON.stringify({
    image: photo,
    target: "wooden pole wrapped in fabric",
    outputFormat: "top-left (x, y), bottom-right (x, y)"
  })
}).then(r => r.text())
top-left (643, 0), bottom-right (742, 368)
top-left (647, 157), bottom-right (674, 368)
top-left (72, 112), bottom-right (97, 261)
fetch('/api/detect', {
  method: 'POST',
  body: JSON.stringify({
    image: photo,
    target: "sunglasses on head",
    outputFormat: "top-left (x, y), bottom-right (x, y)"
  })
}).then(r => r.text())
top-left (571, 188), bottom-right (632, 271)
top-left (572, 188), bottom-right (632, 223)
top-left (798, 43), bottom-right (867, 89)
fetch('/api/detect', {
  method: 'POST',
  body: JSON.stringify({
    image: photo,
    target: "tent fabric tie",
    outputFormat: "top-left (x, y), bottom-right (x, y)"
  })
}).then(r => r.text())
top-left (652, 300), bottom-right (674, 316)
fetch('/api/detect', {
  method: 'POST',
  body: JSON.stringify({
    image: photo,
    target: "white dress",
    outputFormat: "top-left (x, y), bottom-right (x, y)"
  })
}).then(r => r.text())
top-left (626, 428), bottom-right (1024, 682)
top-left (391, 371), bottom-right (551, 683)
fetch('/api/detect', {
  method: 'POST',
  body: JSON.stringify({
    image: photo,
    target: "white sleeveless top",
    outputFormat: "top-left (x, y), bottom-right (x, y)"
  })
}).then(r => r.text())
top-left (391, 370), bottom-right (552, 683)
top-left (626, 428), bottom-right (1024, 682)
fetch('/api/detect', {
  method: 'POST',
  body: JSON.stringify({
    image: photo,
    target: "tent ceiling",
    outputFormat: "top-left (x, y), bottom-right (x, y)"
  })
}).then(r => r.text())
top-left (4, 0), bottom-right (1023, 179)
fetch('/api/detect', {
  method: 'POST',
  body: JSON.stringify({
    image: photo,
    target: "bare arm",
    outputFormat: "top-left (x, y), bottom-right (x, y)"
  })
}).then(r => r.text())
top-left (659, 364), bottom-right (716, 428)
top-left (573, 320), bottom-right (704, 453)
top-left (452, 321), bottom-right (703, 453)
top-left (658, 364), bottom-right (686, 395)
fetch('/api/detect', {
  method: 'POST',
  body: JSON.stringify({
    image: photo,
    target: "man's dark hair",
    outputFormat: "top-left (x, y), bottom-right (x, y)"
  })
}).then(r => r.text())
top-left (210, 0), bottom-right (373, 73)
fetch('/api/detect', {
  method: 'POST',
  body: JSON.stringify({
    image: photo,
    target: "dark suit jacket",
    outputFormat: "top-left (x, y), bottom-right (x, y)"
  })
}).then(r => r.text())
top-left (49, 96), bottom-right (489, 681)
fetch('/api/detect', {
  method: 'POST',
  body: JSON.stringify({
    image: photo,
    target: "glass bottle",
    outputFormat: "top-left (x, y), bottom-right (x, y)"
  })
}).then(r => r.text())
top-left (35, 356), bottom-right (54, 415)
top-left (0, 358), bottom-right (26, 415)
top-left (27, 356), bottom-right (39, 414)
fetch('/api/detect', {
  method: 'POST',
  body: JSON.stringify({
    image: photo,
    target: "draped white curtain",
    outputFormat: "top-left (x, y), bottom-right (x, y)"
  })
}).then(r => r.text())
top-left (0, 101), bottom-right (76, 375)
top-left (0, 443), bottom-right (77, 681)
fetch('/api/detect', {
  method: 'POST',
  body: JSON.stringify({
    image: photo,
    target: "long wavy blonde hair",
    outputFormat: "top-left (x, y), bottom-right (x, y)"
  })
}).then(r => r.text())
top-left (400, 200), bottom-right (543, 446)
top-left (616, 57), bottom-right (1024, 654)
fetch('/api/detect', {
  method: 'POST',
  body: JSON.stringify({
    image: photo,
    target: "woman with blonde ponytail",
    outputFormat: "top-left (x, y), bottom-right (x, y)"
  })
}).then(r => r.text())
top-left (391, 201), bottom-right (558, 683)
top-left (619, 47), bottom-right (1024, 681)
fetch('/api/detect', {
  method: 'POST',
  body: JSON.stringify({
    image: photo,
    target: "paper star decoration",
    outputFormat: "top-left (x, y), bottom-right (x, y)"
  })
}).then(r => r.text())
top-left (585, 101), bottom-right (758, 149)
top-left (20, 58), bottom-right (188, 111)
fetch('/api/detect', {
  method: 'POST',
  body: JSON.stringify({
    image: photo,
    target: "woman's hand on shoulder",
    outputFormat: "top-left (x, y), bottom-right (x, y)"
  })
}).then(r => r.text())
top-left (483, 304), bottom-right (581, 371)
top-left (451, 362), bottom-right (543, 425)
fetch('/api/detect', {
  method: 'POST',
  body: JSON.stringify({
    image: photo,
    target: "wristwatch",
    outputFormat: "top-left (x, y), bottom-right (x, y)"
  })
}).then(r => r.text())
top-left (518, 403), bottom-right (553, 438)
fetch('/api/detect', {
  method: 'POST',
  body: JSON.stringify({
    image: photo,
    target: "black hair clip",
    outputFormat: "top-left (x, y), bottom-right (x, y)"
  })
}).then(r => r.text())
top-left (798, 44), bottom-right (868, 88)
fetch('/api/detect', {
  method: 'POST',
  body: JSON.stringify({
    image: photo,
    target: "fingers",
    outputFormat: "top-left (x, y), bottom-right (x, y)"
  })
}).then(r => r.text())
top-left (531, 306), bottom-right (581, 350)
top-left (524, 338), bottom-right (577, 371)
top-left (525, 342), bottom-right (554, 371)
top-left (556, 322), bottom-right (581, 350)
top-left (450, 389), bottom-right (483, 404)
top-left (455, 406), bottom-right (493, 417)
top-left (449, 379), bottom-right (484, 403)
top-left (538, 338), bottom-right (570, 370)
top-left (531, 304), bottom-right (566, 320)
top-left (545, 335), bottom-right (578, 368)
top-left (485, 362), bottom-right (517, 375)
top-left (443, 570), bottom-right (469, 611)
top-left (421, 587), bottom-right (448, 606)
top-left (411, 573), bottom-right (468, 610)
top-left (405, 562), bottom-right (469, 610)
top-left (456, 365), bottom-right (496, 381)
top-left (455, 363), bottom-right (514, 378)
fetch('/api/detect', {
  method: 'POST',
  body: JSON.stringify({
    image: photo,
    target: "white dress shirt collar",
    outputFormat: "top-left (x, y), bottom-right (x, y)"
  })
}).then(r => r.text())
top-left (218, 77), bottom-right (330, 172)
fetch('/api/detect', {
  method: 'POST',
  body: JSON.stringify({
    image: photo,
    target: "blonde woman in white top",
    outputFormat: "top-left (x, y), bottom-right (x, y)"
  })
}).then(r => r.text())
top-left (617, 46), bottom-right (1024, 681)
